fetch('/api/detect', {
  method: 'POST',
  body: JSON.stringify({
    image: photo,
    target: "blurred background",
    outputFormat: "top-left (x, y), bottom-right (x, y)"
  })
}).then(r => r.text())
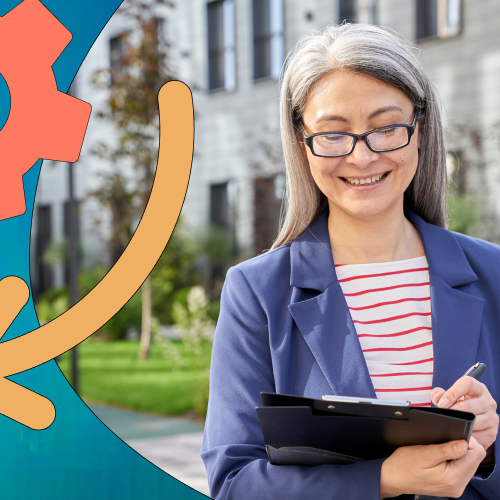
top-left (29, 0), bottom-right (500, 492)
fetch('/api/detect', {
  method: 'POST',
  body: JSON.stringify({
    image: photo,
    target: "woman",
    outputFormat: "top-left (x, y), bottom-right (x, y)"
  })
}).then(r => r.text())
top-left (201, 24), bottom-right (499, 499)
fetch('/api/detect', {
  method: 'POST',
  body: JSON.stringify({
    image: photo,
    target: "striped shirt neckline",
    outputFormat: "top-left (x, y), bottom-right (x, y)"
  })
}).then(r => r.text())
top-left (335, 255), bottom-right (427, 269)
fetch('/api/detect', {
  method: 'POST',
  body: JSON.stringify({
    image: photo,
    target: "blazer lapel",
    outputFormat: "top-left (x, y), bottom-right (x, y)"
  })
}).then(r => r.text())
top-left (430, 277), bottom-right (484, 392)
top-left (289, 283), bottom-right (376, 398)
top-left (288, 212), bottom-right (375, 398)
top-left (406, 211), bottom-right (485, 393)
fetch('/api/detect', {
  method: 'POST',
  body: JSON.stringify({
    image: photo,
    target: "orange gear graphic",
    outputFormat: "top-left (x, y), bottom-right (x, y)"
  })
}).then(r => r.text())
top-left (0, 0), bottom-right (92, 221)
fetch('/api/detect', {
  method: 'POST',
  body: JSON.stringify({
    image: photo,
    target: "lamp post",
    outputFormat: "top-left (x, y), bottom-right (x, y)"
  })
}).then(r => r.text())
top-left (68, 160), bottom-right (79, 395)
top-left (67, 81), bottom-right (79, 394)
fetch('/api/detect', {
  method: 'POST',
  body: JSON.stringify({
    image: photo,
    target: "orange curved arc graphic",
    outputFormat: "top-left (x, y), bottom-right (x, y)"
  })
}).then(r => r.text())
top-left (0, 81), bottom-right (193, 429)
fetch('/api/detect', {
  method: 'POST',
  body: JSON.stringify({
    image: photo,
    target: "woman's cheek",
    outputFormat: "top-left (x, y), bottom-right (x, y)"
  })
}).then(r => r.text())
top-left (310, 164), bottom-right (339, 195)
top-left (310, 157), bottom-right (342, 179)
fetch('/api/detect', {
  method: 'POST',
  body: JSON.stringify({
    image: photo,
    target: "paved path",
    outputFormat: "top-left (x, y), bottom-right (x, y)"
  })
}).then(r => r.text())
top-left (88, 404), bottom-right (210, 497)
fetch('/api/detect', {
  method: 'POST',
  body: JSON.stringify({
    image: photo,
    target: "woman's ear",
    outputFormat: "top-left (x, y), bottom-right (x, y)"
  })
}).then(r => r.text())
top-left (297, 129), bottom-right (307, 157)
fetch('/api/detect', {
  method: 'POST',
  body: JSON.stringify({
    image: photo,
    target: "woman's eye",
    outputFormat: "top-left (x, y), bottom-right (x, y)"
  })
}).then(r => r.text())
top-left (375, 127), bottom-right (397, 136)
top-left (323, 134), bottom-right (346, 142)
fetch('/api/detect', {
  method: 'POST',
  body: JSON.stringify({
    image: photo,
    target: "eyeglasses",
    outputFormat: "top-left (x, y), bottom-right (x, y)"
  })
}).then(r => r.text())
top-left (301, 110), bottom-right (418, 158)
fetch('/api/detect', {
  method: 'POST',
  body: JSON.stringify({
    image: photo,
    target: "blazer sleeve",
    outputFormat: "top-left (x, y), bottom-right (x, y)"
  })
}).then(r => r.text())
top-left (200, 266), bottom-right (387, 500)
top-left (470, 430), bottom-right (500, 500)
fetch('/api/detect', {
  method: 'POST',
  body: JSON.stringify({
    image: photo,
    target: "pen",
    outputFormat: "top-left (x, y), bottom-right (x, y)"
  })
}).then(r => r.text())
top-left (463, 362), bottom-right (486, 380)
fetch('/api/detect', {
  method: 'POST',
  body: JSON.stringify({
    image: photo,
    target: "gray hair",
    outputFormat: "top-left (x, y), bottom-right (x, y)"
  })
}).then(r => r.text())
top-left (272, 23), bottom-right (447, 248)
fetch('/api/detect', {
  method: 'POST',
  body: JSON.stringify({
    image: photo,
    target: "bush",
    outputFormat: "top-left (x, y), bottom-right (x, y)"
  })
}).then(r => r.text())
top-left (35, 219), bottom-right (221, 342)
top-left (193, 371), bottom-right (210, 418)
top-left (79, 265), bottom-right (141, 341)
top-left (36, 287), bottom-right (69, 325)
top-left (150, 218), bottom-right (200, 325)
top-left (448, 186), bottom-right (483, 236)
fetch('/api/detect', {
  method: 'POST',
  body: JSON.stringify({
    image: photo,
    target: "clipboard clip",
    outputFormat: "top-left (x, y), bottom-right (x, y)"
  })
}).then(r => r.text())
top-left (322, 395), bottom-right (410, 406)
top-left (321, 395), bottom-right (411, 419)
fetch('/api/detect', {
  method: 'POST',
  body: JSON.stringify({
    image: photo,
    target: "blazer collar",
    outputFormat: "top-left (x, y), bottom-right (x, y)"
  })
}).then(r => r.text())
top-left (290, 209), bottom-right (478, 291)
top-left (289, 211), bottom-right (337, 291)
top-left (404, 209), bottom-right (478, 288)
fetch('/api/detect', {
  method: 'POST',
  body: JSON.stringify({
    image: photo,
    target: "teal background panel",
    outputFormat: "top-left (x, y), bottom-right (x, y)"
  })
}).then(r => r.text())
top-left (0, 73), bottom-right (10, 131)
top-left (0, 1), bottom-right (206, 498)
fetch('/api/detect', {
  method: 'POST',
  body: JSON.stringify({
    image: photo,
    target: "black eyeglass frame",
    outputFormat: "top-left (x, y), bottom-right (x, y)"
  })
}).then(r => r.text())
top-left (300, 109), bottom-right (419, 158)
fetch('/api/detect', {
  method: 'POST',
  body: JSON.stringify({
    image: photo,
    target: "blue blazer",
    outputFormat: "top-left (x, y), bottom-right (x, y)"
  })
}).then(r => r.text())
top-left (201, 210), bottom-right (500, 500)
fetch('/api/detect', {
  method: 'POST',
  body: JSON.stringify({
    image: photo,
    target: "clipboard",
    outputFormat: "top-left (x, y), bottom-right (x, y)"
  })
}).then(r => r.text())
top-left (256, 392), bottom-right (475, 466)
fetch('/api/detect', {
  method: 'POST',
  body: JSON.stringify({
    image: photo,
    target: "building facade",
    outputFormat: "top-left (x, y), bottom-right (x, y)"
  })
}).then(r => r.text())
top-left (31, 0), bottom-right (500, 296)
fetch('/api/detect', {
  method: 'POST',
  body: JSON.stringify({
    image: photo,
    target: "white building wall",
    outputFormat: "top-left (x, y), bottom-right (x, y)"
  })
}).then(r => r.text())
top-left (171, 0), bottom-right (340, 256)
top-left (32, 12), bottom-right (130, 292)
top-left (380, 0), bottom-right (500, 239)
top-left (32, 0), bottom-right (500, 292)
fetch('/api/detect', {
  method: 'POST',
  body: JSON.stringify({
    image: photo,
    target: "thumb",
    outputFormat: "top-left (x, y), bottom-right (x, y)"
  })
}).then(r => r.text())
top-left (421, 440), bottom-right (468, 467)
top-left (452, 436), bottom-right (486, 470)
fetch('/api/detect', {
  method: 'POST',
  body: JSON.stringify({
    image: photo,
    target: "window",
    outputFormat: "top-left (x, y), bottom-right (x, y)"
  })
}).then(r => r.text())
top-left (207, 0), bottom-right (236, 91)
top-left (109, 35), bottom-right (124, 74)
top-left (252, 0), bottom-right (284, 81)
top-left (416, 0), bottom-right (461, 40)
top-left (338, 0), bottom-right (376, 24)
top-left (36, 204), bottom-right (53, 295)
top-left (210, 181), bottom-right (238, 237)
top-left (209, 182), bottom-right (236, 288)
top-left (210, 182), bottom-right (230, 230)
top-left (254, 173), bottom-right (284, 253)
top-left (63, 200), bottom-right (80, 286)
top-left (339, 0), bottom-right (358, 23)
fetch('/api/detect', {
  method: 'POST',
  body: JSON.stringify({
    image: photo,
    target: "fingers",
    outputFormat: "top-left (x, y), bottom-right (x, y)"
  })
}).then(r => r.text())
top-left (436, 377), bottom-right (485, 409)
top-left (461, 436), bottom-right (486, 461)
top-left (472, 428), bottom-right (498, 451)
top-left (472, 413), bottom-right (496, 432)
top-left (419, 440), bottom-right (468, 468)
top-left (449, 437), bottom-right (486, 483)
top-left (430, 387), bottom-right (445, 405)
top-left (451, 396), bottom-right (493, 415)
top-left (473, 427), bottom-right (497, 446)
top-left (450, 437), bottom-right (485, 473)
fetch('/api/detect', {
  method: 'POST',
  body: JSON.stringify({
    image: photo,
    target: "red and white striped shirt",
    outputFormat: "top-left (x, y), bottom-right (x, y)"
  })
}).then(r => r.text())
top-left (336, 256), bottom-right (433, 407)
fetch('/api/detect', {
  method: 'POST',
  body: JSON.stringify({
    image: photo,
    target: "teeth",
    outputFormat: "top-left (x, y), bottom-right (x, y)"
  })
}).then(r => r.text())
top-left (344, 173), bottom-right (386, 186)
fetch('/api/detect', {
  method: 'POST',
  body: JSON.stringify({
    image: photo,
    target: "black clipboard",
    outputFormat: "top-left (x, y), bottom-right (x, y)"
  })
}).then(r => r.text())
top-left (256, 392), bottom-right (475, 466)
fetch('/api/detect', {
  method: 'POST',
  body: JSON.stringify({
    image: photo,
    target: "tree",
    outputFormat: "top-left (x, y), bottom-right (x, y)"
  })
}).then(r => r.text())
top-left (90, 0), bottom-right (173, 359)
top-left (447, 120), bottom-right (499, 241)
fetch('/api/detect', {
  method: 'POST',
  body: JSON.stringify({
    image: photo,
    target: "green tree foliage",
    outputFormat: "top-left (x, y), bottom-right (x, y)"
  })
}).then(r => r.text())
top-left (74, 217), bottom-right (200, 341)
top-left (90, 0), bottom-right (172, 257)
top-left (150, 218), bottom-right (200, 325)
top-left (448, 186), bottom-right (483, 236)
top-left (90, 0), bottom-right (173, 357)
top-left (446, 152), bottom-right (484, 237)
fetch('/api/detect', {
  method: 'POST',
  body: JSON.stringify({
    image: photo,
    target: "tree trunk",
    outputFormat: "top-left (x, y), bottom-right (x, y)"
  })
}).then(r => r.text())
top-left (139, 275), bottom-right (152, 360)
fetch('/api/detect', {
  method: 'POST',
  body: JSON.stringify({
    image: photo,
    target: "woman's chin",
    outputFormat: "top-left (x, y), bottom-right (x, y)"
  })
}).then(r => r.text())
top-left (329, 199), bottom-right (398, 220)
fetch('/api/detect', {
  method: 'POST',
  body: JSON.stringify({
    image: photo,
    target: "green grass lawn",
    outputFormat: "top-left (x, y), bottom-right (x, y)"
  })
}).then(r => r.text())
top-left (57, 340), bottom-right (211, 416)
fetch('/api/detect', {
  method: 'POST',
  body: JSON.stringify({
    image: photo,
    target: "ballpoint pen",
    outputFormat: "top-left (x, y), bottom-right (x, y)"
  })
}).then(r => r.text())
top-left (463, 362), bottom-right (486, 380)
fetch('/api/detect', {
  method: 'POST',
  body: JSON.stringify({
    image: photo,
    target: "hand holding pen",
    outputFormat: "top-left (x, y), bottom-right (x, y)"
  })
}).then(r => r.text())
top-left (430, 363), bottom-right (498, 465)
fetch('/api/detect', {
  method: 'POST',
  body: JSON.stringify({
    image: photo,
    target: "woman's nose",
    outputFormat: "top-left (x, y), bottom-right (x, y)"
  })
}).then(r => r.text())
top-left (345, 138), bottom-right (379, 168)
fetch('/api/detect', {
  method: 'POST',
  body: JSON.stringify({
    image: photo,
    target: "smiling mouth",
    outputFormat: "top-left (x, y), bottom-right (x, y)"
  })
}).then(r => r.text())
top-left (340, 171), bottom-right (390, 186)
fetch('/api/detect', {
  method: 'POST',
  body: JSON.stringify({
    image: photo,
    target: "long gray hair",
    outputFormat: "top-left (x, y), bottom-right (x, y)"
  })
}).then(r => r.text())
top-left (272, 23), bottom-right (447, 249)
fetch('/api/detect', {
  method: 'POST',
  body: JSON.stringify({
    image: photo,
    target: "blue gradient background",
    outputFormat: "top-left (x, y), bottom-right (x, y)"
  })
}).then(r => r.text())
top-left (0, 1), bottom-right (205, 498)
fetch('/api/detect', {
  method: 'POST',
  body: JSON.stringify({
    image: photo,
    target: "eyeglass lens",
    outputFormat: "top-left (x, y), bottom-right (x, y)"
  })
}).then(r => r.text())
top-left (312, 127), bottom-right (409, 156)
